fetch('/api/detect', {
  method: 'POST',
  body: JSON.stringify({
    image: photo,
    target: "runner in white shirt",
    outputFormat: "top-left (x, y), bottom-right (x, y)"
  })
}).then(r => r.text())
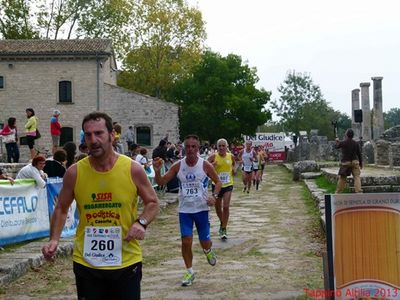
top-left (153, 134), bottom-right (222, 287)
top-left (238, 141), bottom-right (257, 193)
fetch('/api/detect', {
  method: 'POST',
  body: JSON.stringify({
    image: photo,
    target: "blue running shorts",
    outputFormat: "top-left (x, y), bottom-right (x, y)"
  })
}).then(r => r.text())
top-left (179, 211), bottom-right (210, 241)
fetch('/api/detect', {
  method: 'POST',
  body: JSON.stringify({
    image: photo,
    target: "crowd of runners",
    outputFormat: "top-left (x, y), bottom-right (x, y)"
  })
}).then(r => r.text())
top-left (2, 110), bottom-right (272, 299)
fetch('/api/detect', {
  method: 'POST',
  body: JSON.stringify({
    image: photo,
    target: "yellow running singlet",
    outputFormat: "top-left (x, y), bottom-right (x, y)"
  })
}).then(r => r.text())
top-left (72, 155), bottom-right (141, 269)
top-left (213, 152), bottom-right (234, 187)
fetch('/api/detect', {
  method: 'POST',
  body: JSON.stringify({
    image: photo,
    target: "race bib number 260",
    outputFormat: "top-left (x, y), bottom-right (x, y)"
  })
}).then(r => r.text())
top-left (83, 226), bottom-right (122, 267)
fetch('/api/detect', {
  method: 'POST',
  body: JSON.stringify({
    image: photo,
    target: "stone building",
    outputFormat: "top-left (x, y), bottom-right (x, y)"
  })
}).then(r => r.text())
top-left (0, 39), bottom-right (179, 161)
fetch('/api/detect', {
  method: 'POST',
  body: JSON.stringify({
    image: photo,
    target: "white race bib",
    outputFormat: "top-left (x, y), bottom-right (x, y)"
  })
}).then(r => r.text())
top-left (219, 172), bottom-right (230, 184)
top-left (182, 182), bottom-right (201, 200)
top-left (83, 226), bottom-right (122, 267)
top-left (243, 165), bottom-right (252, 172)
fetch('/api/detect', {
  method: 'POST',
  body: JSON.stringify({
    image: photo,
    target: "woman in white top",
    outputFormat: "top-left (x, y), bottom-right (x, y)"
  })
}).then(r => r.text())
top-left (16, 155), bottom-right (47, 188)
top-left (135, 148), bottom-right (149, 167)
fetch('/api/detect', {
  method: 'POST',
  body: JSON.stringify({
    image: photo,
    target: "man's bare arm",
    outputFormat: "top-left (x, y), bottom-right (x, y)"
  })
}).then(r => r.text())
top-left (153, 157), bottom-right (180, 186)
top-left (42, 165), bottom-right (76, 259)
top-left (131, 162), bottom-right (159, 224)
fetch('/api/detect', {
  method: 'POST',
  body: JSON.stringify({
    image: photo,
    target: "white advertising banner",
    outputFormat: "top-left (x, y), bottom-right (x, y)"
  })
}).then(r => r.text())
top-left (0, 179), bottom-right (50, 245)
top-left (243, 132), bottom-right (285, 151)
top-left (326, 193), bottom-right (400, 299)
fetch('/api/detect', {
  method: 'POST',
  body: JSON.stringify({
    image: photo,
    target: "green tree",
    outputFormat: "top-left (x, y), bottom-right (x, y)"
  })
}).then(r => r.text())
top-left (0, 0), bottom-right (39, 39)
top-left (36, 0), bottom-right (92, 39)
top-left (384, 107), bottom-right (400, 129)
top-left (117, 0), bottom-right (206, 98)
top-left (169, 51), bottom-right (271, 143)
top-left (75, 0), bottom-right (133, 57)
top-left (257, 121), bottom-right (285, 133)
top-left (272, 71), bottom-right (339, 139)
top-left (1, 0), bottom-right (133, 58)
top-left (336, 113), bottom-right (352, 138)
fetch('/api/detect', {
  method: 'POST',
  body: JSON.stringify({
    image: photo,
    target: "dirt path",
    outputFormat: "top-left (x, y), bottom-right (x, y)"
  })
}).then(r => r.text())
top-left (0, 164), bottom-right (325, 299)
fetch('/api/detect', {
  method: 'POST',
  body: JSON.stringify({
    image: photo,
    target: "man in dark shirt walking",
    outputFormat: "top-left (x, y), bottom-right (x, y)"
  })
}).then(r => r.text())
top-left (335, 128), bottom-right (363, 193)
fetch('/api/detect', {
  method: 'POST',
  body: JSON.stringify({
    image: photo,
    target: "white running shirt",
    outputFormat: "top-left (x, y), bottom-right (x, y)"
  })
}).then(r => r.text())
top-left (242, 149), bottom-right (254, 172)
top-left (177, 157), bottom-right (209, 213)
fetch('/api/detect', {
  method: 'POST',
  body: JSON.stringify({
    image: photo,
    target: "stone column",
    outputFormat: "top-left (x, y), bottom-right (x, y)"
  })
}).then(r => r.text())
top-left (360, 82), bottom-right (371, 141)
top-left (372, 76), bottom-right (384, 139)
top-left (351, 88), bottom-right (361, 139)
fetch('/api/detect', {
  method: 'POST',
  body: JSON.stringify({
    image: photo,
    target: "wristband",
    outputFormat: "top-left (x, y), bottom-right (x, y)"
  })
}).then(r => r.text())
top-left (136, 218), bottom-right (148, 229)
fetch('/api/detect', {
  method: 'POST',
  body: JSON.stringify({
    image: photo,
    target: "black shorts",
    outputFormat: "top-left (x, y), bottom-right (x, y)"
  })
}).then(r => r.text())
top-left (212, 185), bottom-right (233, 198)
top-left (26, 135), bottom-right (35, 149)
top-left (241, 167), bottom-right (253, 174)
top-left (73, 261), bottom-right (142, 300)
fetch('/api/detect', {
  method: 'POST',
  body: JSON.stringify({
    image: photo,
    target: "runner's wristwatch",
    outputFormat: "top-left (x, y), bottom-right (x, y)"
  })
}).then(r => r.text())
top-left (136, 218), bottom-right (148, 229)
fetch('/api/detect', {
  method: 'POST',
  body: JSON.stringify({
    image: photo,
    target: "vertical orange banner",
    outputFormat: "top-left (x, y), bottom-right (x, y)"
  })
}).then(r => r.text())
top-left (326, 193), bottom-right (400, 299)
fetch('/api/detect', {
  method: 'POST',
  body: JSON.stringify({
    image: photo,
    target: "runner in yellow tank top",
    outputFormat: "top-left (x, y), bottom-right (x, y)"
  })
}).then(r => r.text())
top-left (73, 154), bottom-right (141, 269)
top-left (42, 112), bottom-right (159, 300)
top-left (208, 138), bottom-right (236, 240)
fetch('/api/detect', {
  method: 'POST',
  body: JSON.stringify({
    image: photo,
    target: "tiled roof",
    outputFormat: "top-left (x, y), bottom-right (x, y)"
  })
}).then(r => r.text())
top-left (0, 39), bottom-right (113, 56)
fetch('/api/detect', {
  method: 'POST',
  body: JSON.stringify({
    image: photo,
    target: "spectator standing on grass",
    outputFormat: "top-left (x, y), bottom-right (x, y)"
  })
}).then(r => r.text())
top-left (50, 110), bottom-right (61, 155)
top-left (0, 117), bottom-right (19, 163)
top-left (122, 126), bottom-right (135, 150)
top-left (25, 108), bottom-right (39, 159)
top-left (335, 128), bottom-right (363, 193)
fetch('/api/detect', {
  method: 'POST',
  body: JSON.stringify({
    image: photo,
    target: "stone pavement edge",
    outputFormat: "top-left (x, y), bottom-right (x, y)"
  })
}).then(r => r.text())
top-left (0, 192), bottom-right (179, 286)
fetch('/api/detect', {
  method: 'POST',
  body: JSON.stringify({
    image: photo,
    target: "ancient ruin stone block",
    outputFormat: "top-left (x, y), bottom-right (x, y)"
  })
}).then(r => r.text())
top-left (375, 139), bottom-right (390, 165)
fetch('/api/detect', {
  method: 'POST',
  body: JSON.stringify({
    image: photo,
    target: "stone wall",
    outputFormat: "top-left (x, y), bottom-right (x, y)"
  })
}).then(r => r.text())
top-left (0, 57), bottom-right (179, 161)
top-left (389, 142), bottom-right (400, 167)
top-left (375, 139), bottom-right (390, 165)
top-left (362, 141), bottom-right (375, 164)
top-left (373, 126), bottom-right (400, 167)
top-left (297, 130), bottom-right (340, 162)
top-left (0, 59), bottom-right (101, 146)
top-left (103, 84), bottom-right (179, 148)
top-left (380, 125), bottom-right (400, 142)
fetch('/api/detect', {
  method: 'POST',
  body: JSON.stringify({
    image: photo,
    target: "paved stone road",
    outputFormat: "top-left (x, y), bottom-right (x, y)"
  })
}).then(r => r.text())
top-left (0, 164), bottom-right (324, 299)
top-left (141, 164), bottom-right (324, 299)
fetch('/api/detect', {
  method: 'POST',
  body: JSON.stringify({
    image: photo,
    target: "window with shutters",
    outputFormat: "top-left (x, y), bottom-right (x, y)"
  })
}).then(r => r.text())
top-left (136, 126), bottom-right (152, 146)
top-left (59, 80), bottom-right (72, 103)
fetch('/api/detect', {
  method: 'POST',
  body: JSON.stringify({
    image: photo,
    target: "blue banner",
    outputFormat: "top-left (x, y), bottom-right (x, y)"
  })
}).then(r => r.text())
top-left (46, 177), bottom-right (79, 238)
top-left (0, 179), bottom-right (50, 246)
